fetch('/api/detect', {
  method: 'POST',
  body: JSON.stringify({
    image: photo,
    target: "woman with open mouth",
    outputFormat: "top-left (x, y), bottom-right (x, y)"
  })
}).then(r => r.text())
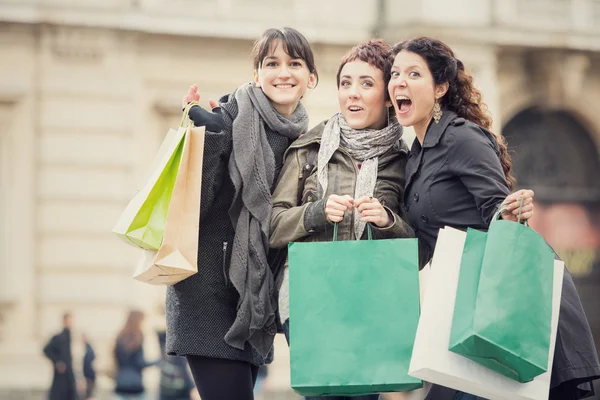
top-left (388, 36), bottom-right (600, 400)
top-left (270, 39), bottom-right (414, 400)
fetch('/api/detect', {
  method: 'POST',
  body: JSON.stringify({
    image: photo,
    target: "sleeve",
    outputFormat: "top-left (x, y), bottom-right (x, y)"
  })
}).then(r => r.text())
top-left (270, 148), bottom-right (329, 249)
top-left (199, 130), bottom-right (232, 221)
top-left (43, 336), bottom-right (60, 364)
top-left (187, 105), bottom-right (225, 131)
top-left (448, 125), bottom-right (510, 224)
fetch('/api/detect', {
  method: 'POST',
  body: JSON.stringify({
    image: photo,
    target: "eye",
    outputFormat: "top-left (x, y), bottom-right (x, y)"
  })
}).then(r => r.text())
top-left (362, 80), bottom-right (374, 87)
top-left (409, 71), bottom-right (420, 78)
top-left (265, 61), bottom-right (278, 67)
top-left (340, 80), bottom-right (351, 87)
top-left (290, 60), bottom-right (304, 67)
top-left (390, 71), bottom-right (400, 78)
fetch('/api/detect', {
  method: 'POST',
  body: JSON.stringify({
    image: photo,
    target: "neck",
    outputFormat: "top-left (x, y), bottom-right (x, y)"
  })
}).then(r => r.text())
top-left (414, 115), bottom-right (433, 145)
top-left (273, 101), bottom-right (298, 116)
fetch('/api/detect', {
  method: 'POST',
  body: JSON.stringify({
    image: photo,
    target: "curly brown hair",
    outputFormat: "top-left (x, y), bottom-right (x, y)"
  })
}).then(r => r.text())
top-left (390, 37), bottom-right (515, 190)
top-left (336, 39), bottom-right (393, 100)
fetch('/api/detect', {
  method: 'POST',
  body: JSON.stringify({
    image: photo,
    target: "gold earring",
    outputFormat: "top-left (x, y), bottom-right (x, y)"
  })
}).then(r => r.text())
top-left (433, 100), bottom-right (442, 124)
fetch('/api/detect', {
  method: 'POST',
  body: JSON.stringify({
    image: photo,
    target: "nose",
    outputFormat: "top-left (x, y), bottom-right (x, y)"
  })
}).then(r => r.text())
top-left (279, 65), bottom-right (291, 79)
top-left (348, 83), bottom-right (360, 99)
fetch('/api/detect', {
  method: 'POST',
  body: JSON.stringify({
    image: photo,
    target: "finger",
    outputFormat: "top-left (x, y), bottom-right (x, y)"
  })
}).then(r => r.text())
top-left (328, 214), bottom-right (343, 223)
top-left (330, 196), bottom-right (353, 210)
top-left (325, 208), bottom-right (345, 218)
top-left (357, 202), bottom-right (379, 213)
top-left (512, 204), bottom-right (533, 215)
top-left (208, 99), bottom-right (219, 109)
top-left (326, 201), bottom-right (348, 212)
top-left (360, 209), bottom-right (382, 217)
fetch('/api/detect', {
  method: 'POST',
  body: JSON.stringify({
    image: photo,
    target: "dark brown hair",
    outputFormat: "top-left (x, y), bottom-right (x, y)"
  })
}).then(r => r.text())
top-left (114, 310), bottom-right (144, 355)
top-left (336, 39), bottom-right (393, 100)
top-left (251, 27), bottom-right (318, 86)
top-left (391, 37), bottom-right (515, 190)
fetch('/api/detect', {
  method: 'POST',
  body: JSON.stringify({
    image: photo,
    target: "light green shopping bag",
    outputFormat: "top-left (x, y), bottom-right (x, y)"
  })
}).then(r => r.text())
top-left (112, 104), bottom-right (195, 250)
top-left (449, 204), bottom-right (555, 383)
top-left (289, 224), bottom-right (423, 396)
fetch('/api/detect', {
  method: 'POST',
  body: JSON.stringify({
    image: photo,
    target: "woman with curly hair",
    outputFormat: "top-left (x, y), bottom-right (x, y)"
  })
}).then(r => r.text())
top-left (388, 36), bottom-right (600, 400)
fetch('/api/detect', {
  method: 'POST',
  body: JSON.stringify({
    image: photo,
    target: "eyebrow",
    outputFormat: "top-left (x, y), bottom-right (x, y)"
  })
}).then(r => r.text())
top-left (340, 75), bottom-right (375, 80)
top-left (392, 64), bottom-right (422, 70)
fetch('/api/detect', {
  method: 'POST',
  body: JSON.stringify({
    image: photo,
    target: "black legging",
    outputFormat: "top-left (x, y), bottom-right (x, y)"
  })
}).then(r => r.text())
top-left (186, 355), bottom-right (259, 400)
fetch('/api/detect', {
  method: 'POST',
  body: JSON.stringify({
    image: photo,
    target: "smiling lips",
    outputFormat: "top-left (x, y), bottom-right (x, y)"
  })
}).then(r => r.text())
top-left (395, 95), bottom-right (412, 113)
top-left (348, 105), bottom-right (364, 112)
top-left (274, 84), bottom-right (295, 89)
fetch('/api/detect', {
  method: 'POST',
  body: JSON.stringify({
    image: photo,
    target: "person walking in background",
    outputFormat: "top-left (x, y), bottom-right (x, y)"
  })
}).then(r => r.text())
top-left (82, 334), bottom-right (96, 400)
top-left (43, 312), bottom-right (79, 400)
top-left (113, 310), bottom-right (158, 400)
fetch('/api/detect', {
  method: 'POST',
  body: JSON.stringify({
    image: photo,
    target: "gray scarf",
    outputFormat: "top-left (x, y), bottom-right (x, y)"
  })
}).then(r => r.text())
top-left (221, 83), bottom-right (308, 358)
top-left (317, 112), bottom-right (403, 239)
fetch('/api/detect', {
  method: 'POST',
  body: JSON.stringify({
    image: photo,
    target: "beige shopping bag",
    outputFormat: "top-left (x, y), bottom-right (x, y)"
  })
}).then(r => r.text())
top-left (133, 126), bottom-right (205, 285)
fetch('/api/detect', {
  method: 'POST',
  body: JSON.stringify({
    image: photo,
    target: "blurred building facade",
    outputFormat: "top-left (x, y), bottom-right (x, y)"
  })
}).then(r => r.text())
top-left (0, 0), bottom-right (599, 398)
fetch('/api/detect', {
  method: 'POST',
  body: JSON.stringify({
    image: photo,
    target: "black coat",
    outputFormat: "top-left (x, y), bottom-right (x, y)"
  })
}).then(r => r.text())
top-left (43, 329), bottom-right (78, 400)
top-left (165, 96), bottom-right (291, 366)
top-left (407, 111), bottom-right (600, 399)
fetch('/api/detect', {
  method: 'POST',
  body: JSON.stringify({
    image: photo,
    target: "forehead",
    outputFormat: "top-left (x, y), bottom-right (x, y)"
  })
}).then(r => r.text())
top-left (392, 50), bottom-right (428, 68)
top-left (340, 60), bottom-right (384, 80)
top-left (264, 40), bottom-right (289, 58)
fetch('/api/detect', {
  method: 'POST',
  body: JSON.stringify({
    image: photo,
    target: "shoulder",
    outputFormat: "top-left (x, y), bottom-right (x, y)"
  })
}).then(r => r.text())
top-left (286, 119), bottom-right (326, 151)
top-left (446, 118), bottom-right (499, 155)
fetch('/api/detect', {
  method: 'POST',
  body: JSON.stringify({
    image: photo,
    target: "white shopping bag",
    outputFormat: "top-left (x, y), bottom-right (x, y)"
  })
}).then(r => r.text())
top-left (409, 227), bottom-right (564, 400)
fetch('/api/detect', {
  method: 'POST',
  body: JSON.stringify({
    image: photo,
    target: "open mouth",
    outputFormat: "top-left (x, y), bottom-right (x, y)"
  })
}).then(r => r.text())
top-left (275, 84), bottom-right (295, 89)
top-left (348, 105), bottom-right (364, 113)
top-left (395, 95), bottom-right (412, 113)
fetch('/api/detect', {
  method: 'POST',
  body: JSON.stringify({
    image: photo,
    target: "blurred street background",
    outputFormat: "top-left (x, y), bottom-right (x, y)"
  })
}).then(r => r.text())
top-left (0, 0), bottom-right (599, 399)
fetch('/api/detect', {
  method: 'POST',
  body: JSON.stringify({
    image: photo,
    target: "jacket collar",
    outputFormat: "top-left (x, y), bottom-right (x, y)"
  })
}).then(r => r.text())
top-left (421, 109), bottom-right (457, 149)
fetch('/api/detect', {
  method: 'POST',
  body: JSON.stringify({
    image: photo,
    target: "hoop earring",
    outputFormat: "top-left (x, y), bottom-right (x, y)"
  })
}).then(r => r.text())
top-left (433, 100), bottom-right (443, 124)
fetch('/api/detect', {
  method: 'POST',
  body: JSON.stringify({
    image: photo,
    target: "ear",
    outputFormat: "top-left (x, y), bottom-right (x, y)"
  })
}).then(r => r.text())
top-left (385, 100), bottom-right (393, 108)
top-left (307, 72), bottom-right (317, 89)
top-left (253, 70), bottom-right (261, 88)
top-left (435, 82), bottom-right (449, 100)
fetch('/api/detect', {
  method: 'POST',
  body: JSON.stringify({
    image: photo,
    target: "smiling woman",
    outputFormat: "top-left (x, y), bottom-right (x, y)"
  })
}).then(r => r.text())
top-left (164, 27), bottom-right (319, 400)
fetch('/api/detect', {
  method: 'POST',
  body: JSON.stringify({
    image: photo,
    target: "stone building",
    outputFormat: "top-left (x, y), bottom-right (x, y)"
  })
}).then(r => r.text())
top-left (0, 0), bottom-right (599, 398)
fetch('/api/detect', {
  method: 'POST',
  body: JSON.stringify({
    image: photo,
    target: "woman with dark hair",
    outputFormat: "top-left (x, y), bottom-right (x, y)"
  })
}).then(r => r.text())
top-left (169, 27), bottom-right (318, 400)
top-left (270, 39), bottom-right (414, 400)
top-left (113, 311), bottom-right (157, 400)
top-left (388, 36), bottom-right (600, 399)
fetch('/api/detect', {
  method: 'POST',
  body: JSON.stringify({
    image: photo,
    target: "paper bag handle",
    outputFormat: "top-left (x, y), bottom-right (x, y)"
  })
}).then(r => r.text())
top-left (332, 222), bottom-right (373, 241)
top-left (180, 101), bottom-right (199, 128)
top-left (493, 195), bottom-right (529, 226)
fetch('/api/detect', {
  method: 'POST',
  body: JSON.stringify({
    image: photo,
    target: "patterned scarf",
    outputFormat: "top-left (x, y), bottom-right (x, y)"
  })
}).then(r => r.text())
top-left (317, 112), bottom-right (403, 239)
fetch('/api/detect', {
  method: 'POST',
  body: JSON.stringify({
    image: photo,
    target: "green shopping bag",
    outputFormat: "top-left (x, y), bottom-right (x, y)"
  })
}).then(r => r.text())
top-left (449, 205), bottom-right (555, 383)
top-left (288, 224), bottom-right (423, 396)
top-left (112, 104), bottom-right (195, 250)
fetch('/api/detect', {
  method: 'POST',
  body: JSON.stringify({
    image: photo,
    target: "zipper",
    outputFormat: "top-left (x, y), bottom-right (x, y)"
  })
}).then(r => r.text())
top-left (222, 241), bottom-right (229, 285)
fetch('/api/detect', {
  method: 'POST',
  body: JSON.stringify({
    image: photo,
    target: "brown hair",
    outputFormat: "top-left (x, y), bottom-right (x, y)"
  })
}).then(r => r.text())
top-left (336, 39), bottom-right (392, 100)
top-left (114, 310), bottom-right (144, 355)
top-left (251, 27), bottom-right (319, 86)
top-left (390, 37), bottom-right (515, 190)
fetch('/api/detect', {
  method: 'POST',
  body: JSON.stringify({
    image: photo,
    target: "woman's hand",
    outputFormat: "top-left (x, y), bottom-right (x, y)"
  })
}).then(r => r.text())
top-left (182, 84), bottom-right (200, 108)
top-left (324, 195), bottom-right (354, 223)
top-left (500, 189), bottom-right (534, 222)
top-left (182, 84), bottom-right (219, 109)
top-left (355, 196), bottom-right (391, 228)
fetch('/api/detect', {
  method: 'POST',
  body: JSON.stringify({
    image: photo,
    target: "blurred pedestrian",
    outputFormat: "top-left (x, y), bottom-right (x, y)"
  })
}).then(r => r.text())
top-left (113, 310), bottom-right (158, 400)
top-left (82, 334), bottom-right (96, 400)
top-left (43, 312), bottom-right (79, 400)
